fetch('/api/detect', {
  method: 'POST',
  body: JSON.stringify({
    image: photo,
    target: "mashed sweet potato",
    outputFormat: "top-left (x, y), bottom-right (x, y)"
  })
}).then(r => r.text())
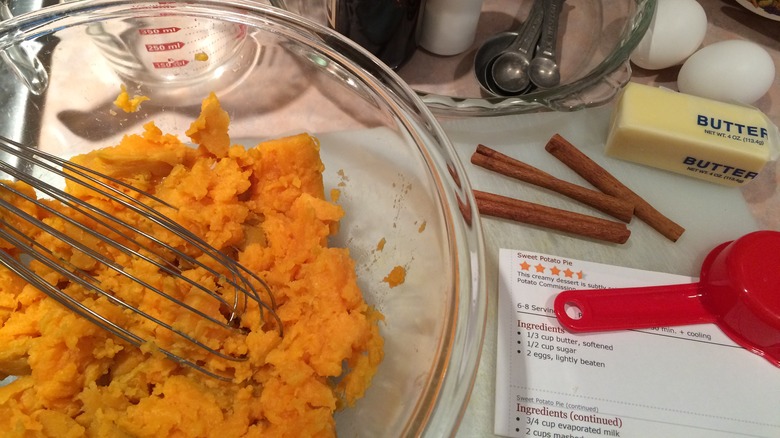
top-left (0, 93), bottom-right (384, 437)
top-left (113, 85), bottom-right (150, 113)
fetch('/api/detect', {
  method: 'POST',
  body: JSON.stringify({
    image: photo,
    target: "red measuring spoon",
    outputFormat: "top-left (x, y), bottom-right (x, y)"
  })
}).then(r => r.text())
top-left (554, 230), bottom-right (780, 366)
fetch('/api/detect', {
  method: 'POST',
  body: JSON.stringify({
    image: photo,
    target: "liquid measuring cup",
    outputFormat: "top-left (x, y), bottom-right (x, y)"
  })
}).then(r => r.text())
top-left (2, 3), bottom-right (260, 105)
top-left (554, 230), bottom-right (780, 367)
top-left (85, 10), bottom-right (257, 105)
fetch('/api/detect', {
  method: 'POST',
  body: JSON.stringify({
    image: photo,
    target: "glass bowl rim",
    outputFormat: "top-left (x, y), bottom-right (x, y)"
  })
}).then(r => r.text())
top-left (270, 0), bottom-right (657, 117)
top-left (419, 0), bottom-right (658, 116)
top-left (0, 1), bottom-right (488, 435)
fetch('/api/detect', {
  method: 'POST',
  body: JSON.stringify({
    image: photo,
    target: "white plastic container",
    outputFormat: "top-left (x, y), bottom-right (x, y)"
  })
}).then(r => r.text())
top-left (419, 0), bottom-right (484, 56)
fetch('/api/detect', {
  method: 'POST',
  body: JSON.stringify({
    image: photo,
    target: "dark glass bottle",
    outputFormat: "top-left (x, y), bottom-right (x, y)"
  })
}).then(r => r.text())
top-left (326, 0), bottom-right (423, 70)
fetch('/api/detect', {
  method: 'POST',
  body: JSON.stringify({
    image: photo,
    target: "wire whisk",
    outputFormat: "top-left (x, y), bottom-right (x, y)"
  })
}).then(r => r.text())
top-left (0, 135), bottom-right (282, 381)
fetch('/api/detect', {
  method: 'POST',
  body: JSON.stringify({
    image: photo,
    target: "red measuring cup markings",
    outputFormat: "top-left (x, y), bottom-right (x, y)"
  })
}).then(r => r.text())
top-left (554, 231), bottom-right (780, 366)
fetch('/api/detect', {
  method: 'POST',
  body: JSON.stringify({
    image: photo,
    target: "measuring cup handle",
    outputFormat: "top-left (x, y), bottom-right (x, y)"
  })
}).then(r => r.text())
top-left (554, 282), bottom-right (715, 332)
top-left (0, 2), bottom-right (49, 96)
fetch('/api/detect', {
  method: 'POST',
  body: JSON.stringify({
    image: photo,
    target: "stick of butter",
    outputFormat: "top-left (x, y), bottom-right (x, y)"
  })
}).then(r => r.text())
top-left (605, 82), bottom-right (778, 187)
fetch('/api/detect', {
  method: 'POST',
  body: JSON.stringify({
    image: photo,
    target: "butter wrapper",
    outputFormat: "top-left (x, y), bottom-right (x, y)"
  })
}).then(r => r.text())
top-left (605, 82), bottom-right (779, 187)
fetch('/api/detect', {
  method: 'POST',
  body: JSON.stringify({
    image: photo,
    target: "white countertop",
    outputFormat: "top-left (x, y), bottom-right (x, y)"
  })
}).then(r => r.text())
top-left (438, 105), bottom-right (764, 437)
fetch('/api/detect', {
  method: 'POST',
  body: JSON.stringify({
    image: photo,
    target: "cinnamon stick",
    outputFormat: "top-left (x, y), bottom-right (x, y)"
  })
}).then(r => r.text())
top-left (474, 190), bottom-right (631, 244)
top-left (472, 145), bottom-right (634, 222)
top-left (545, 134), bottom-right (685, 242)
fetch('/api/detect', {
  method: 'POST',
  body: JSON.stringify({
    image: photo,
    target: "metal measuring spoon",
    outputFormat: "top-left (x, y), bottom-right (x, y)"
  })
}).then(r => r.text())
top-left (488, 0), bottom-right (545, 95)
top-left (473, 32), bottom-right (515, 95)
top-left (473, 0), bottom-right (544, 96)
top-left (529, 0), bottom-right (564, 89)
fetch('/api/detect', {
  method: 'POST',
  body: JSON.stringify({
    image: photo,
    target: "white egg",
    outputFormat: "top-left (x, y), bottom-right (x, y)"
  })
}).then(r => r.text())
top-left (677, 40), bottom-right (776, 105)
top-left (630, 0), bottom-right (707, 70)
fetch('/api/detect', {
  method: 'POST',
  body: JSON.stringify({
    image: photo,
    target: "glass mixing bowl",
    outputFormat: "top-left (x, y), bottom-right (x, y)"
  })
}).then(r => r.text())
top-left (276, 0), bottom-right (656, 117)
top-left (0, 1), bottom-right (486, 436)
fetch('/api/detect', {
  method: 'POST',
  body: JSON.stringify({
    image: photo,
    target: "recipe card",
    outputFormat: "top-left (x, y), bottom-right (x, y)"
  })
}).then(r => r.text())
top-left (495, 248), bottom-right (780, 438)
